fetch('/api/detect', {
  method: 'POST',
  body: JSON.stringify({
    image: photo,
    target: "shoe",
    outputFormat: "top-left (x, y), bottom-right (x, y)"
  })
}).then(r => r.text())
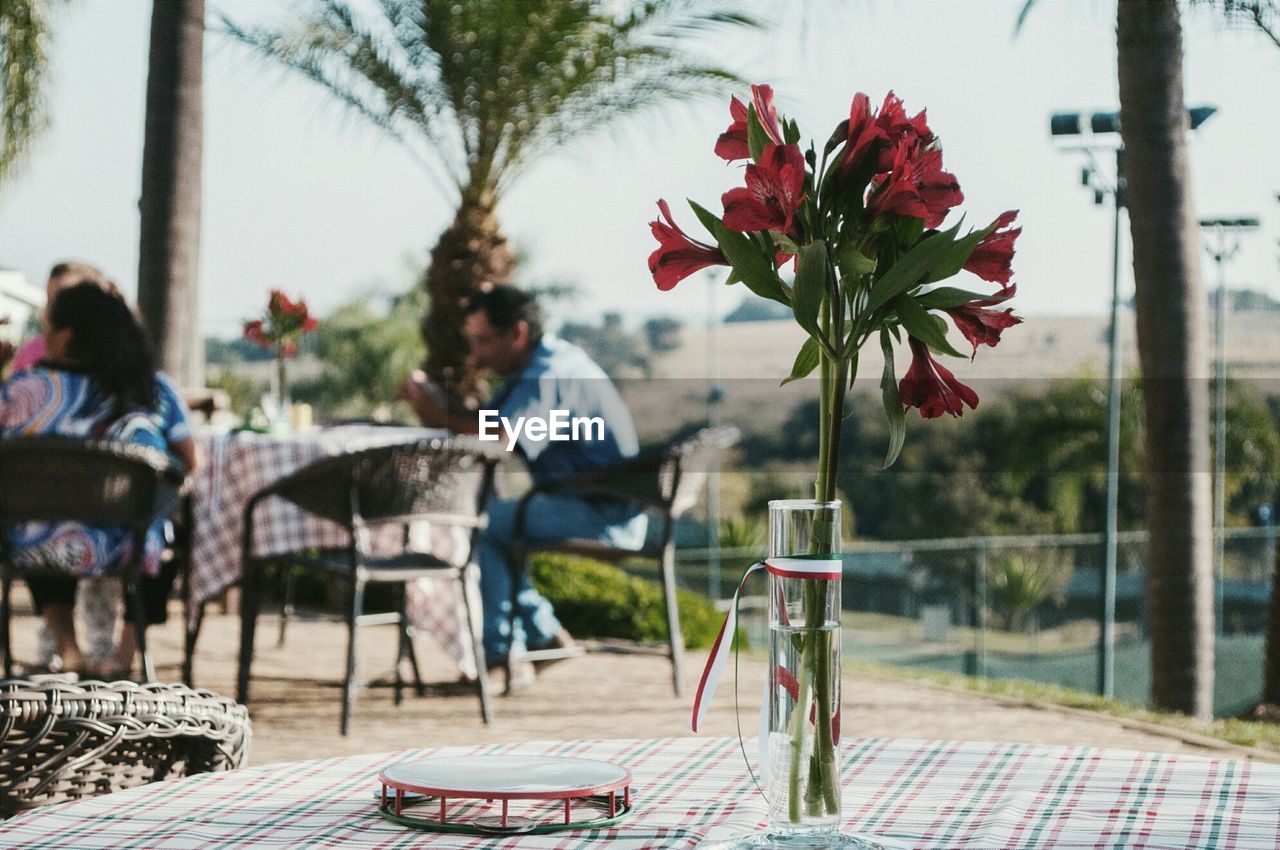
top-left (488, 659), bottom-right (537, 692)
top-left (528, 629), bottom-right (580, 671)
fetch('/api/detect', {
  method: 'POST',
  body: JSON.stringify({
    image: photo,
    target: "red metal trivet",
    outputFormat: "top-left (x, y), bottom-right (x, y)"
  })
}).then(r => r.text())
top-left (376, 754), bottom-right (634, 835)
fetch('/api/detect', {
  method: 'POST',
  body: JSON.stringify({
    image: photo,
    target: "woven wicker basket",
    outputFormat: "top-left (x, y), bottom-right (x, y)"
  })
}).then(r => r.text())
top-left (0, 678), bottom-right (251, 817)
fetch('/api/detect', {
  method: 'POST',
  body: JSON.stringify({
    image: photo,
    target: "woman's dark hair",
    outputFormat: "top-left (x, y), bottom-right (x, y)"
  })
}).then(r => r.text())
top-left (47, 282), bottom-right (157, 415)
top-left (463, 286), bottom-right (543, 343)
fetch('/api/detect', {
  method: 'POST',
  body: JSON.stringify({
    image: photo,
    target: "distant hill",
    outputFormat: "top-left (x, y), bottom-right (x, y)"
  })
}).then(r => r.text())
top-left (723, 299), bottom-right (791, 323)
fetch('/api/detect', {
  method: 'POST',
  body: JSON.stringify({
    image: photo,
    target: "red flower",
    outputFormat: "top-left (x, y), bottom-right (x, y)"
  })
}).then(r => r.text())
top-left (242, 319), bottom-right (269, 349)
top-left (721, 143), bottom-right (807, 234)
top-left (302, 316), bottom-right (319, 332)
top-left (841, 90), bottom-right (934, 175)
top-left (943, 285), bottom-right (1021, 358)
top-left (841, 92), bottom-right (884, 175)
top-left (866, 142), bottom-right (962, 228)
top-left (714, 85), bottom-right (783, 163)
top-left (648, 199), bottom-right (728, 291)
top-left (963, 210), bottom-right (1021, 285)
top-left (911, 147), bottom-right (963, 228)
top-left (873, 91), bottom-right (932, 169)
top-left (751, 84), bottom-right (784, 149)
top-left (899, 336), bottom-right (979, 419)
top-left (281, 339), bottom-right (297, 358)
top-left (268, 289), bottom-right (294, 316)
top-left (714, 97), bottom-right (750, 162)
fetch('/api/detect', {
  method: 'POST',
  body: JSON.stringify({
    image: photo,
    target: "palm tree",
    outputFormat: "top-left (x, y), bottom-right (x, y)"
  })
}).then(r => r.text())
top-left (222, 0), bottom-right (754, 397)
top-left (0, 0), bottom-right (57, 189)
top-left (1018, 0), bottom-right (1280, 720)
top-left (136, 0), bottom-right (206, 389)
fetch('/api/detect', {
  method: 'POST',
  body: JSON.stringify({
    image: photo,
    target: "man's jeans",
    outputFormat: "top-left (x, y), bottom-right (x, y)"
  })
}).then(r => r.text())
top-left (478, 495), bottom-right (646, 663)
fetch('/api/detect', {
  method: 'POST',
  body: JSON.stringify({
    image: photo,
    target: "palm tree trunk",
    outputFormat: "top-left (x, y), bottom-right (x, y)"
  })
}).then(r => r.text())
top-left (1117, 0), bottom-right (1215, 720)
top-left (137, 0), bottom-right (204, 388)
top-left (420, 188), bottom-right (515, 401)
top-left (1265, 532), bottom-right (1280, 704)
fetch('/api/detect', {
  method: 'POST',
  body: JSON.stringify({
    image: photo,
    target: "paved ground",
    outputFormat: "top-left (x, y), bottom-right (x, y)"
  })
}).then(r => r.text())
top-left (9, 604), bottom-right (1278, 768)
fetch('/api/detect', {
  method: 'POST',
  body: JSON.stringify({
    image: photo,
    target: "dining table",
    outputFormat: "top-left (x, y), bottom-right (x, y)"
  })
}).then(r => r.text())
top-left (188, 424), bottom-right (486, 679)
top-left (0, 735), bottom-right (1276, 848)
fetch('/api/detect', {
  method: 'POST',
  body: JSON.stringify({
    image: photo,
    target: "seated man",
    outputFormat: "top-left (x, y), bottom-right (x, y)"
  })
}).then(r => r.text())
top-left (400, 287), bottom-right (645, 683)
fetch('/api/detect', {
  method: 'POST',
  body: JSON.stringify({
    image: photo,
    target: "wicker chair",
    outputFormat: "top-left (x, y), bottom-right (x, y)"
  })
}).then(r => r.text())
top-left (233, 437), bottom-right (504, 735)
top-left (0, 437), bottom-right (187, 682)
top-left (0, 678), bottom-right (250, 817)
top-left (509, 425), bottom-right (739, 696)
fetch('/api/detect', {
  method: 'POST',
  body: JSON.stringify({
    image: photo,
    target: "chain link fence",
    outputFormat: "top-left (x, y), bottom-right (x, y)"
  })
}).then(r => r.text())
top-left (673, 525), bottom-right (1279, 718)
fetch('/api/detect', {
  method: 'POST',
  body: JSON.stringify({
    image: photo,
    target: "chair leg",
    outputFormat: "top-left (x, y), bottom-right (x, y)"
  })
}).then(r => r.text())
top-left (277, 569), bottom-right (296, 648)
top-left (128, 578), bottom-right (156, 683)
top-left (236, 564), bottom-right (260, 705)
top-left (2, 569), bottom-right (12, 679)
top-left (461, 566), bottom-right (493, 724)
top-left (182, 602), bottom-right (205, 688)
top-left (393, 586), bottom-right (405, 707)
top-left (396, 585), bottom-right (426, 699)
top-left (504, 546), bottom-right (527, 697)
top-left (341, 578), bottom-right (365, 736)
top-left (660, 540), bottom-right (685, 697)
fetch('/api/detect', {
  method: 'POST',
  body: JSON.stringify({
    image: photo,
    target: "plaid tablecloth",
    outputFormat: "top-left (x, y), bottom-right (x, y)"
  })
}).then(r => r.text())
top-left (2, 736), bottom-right (1277, 848)
top-left (189, 426), bottom-right (481, 677)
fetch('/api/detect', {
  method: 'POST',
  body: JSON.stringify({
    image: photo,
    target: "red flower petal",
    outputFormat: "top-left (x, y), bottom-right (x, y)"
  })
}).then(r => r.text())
top-left (647, 199), bottom-right (727, 290)
top-left (899, 337), bottom-right (979, 419)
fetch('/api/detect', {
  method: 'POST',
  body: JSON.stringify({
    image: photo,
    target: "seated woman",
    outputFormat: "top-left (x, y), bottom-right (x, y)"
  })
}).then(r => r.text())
top-left (2, 263), bottom-right (200, 674)
top-left (0, 282), bottom-right (183, 677)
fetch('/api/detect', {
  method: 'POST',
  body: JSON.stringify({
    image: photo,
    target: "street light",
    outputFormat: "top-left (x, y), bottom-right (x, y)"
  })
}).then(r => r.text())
top-left (1051, 104), bottom-right (1215, 699)
top-left (1199, 216), bottom-right (1259, 635)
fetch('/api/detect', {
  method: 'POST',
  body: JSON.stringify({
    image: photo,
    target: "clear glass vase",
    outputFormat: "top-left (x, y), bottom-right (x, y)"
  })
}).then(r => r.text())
top-left (764, 499), bottom-right (843, 844)
top-left (705, 500), bottom-right (895, 849)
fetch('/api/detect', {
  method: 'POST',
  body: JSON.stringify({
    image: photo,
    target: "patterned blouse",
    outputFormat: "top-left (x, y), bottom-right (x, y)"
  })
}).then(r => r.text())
top-left (0, 365), bottom-right (180, 577)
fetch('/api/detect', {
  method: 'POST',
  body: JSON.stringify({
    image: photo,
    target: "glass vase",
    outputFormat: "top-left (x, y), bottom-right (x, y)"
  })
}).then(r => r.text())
top-left (707, 500), bottom-right (894, 849)
top-left (764, 499), bottom-right (843, 844)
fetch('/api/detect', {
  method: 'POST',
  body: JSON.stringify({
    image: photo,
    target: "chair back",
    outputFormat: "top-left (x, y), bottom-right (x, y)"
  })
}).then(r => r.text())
top-left (545, 426), bottom-right (739, 519)
top-left (663, 426), bottom-right (740, 518)
top-left (259, 437), bottom-right (503, 530)
top-left (0, 437), bottom-right (186, 533)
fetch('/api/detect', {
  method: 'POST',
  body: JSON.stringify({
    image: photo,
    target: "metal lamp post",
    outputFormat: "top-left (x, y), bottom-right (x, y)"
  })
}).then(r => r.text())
top-left (1051, 105), bottom-right (1215, 698)
top-left (1199, 217), bottom-right (1259, 635)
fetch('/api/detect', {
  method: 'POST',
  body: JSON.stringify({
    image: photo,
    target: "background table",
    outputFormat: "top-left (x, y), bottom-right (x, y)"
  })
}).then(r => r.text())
top-left (190, 425), bottom-right (482, 678)
top-left (2, 736), bottom-right (1277, 848)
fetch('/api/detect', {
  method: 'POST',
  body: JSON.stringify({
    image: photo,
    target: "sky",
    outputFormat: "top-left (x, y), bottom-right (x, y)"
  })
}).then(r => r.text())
top-left (0, 0), bottom-right (1277, 339)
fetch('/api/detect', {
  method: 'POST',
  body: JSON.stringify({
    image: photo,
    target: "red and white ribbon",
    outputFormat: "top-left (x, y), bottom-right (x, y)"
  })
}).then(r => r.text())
top-left (689, 557), bottom-right (842, 734)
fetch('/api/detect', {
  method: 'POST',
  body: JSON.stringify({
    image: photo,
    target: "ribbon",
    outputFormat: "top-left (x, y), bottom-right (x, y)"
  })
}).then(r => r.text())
top-left (690, 556), bottom-right (843, 733)
top-left (690, 555), bottom-right (842, 794)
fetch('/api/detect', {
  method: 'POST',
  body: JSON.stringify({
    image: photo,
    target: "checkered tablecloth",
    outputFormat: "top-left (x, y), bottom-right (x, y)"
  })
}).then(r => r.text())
top-left (2, 736), bottom-right (1277, 848)
top-left (189, 426), bottom-right (481, 677)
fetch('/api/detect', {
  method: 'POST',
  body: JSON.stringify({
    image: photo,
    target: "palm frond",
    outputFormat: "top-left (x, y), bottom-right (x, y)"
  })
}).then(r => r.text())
top-left (0, 0), bottom-right (58, 187)
top-left (1198, 0), bottom-right (1280, 49)
top-left (218, 1), bottom-right (462, 197)
top-left (219, 0), bottom-right (754, 202)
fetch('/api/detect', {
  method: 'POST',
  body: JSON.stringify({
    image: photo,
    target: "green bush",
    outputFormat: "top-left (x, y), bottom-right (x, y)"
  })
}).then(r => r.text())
top-left (529, 553), bottom-right (727, 650)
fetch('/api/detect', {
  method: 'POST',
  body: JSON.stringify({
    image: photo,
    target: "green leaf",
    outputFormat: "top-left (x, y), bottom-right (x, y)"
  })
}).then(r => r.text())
top-left (894, 294), bottom-right (966, 359)
top-left (922, 217), bottom-right (999, 283)
top-left (879, 329), bottom-right (906, 468)
top-left (783, 117), bottom-right (801, 146)
top-left (916, 286), bottom-right (996, 310)
top-left (690, 200), bottom-right (790, 306)
top-left (747, 103), bottom-right (770, 161)
top-left (781, 337), bottom-right (821, 385)
top-left (865, 220), bottom-right (964, 315)
top-left (836, 243), bottom-right (877, 279)
top-left (791, 240), bottom-right (828, 340)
